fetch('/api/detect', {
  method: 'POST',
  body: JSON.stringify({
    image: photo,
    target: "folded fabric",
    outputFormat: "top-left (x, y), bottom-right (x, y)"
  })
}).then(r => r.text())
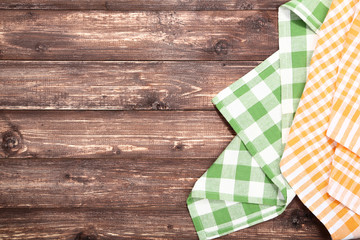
top-left (187, 0), bottom-right (331, 239)
top-left (326, 10), bottom-right (360, 214)
top-left (280, 0), bottom-right (360, 238)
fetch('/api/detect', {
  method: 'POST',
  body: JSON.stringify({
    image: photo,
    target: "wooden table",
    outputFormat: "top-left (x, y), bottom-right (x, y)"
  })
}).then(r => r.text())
top-left (0, 0), bottom-right (332, 239)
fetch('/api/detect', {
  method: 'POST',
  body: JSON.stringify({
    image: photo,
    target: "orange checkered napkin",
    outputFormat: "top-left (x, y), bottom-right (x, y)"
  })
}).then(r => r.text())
top-left (280, 0), bottom-right (360, 238)
top-left (326, 13), bottom-right (360, 214)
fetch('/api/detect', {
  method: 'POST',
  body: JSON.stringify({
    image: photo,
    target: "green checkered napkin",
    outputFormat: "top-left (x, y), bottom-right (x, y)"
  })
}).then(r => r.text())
top-left (187, 0), bottom-right (331, 239)
top-left (279, 0), bottom-right (330, 143)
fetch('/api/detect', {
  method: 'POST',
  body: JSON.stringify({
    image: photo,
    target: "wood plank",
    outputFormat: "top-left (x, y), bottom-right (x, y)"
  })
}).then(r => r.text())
top-left (0, 61), bottom-right (258, 110)
top-left (0, 158), bottom-right (213, 208)
top-left (0, 156), bottom-right (331, 239)
top-left (0, 157), bottom-right (332, 239)
top-left (0, 10), bottom-right (278, 61)
top-left (0, 199), bottom-right (331, 239)
top-left (0, 110), bottom-right (235, 159)
top-left (0, 0), bottom-right (288, 11)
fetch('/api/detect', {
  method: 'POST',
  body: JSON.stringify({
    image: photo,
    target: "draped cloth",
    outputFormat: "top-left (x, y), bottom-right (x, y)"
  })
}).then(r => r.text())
top-left (187, 0), bottom-right (331, 239)
top-left (280, 0), bottom-right (360, 238)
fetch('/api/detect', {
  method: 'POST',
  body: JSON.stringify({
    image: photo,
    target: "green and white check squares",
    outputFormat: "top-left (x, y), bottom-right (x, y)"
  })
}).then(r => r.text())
top-left (279, 0), bottom-right (328, 143)
top-left (187, 0), bottom-right (331, 239)
top-left (214, 53), bottom-right (286, 187)
top-left (187, 135), bottom-right (286, 239)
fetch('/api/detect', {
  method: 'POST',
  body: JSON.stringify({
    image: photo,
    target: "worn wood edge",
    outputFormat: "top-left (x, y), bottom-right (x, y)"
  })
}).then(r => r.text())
top-left (0, 60), bottom-right (261, 110)
top-left (0, 0), bottom-right (288, 11)
top-left (0, 10), bottom-right (278, 61)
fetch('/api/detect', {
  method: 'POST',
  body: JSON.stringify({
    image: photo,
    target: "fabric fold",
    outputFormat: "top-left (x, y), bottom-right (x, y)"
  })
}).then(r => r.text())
top-left (325, 3), bottom-right (360, 215)
top-left (187, 0), bottom-right (331, 239)
top-left (280, 0), bottom-right (360, 238)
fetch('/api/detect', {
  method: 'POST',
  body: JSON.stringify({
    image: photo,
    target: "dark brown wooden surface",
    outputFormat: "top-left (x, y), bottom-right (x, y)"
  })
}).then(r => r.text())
top-left (0, 0), bottom-right (333, 239)
top-left (0, 0), bottom-right (287, 11)
top-left (0, 200), bottom-right (330, 240)
top-left (0, 111), bottom-right (234, 159)
top-left (0, 10), bottom-right (277, 61)
top-left (0, 61), bottom-right (258, 110)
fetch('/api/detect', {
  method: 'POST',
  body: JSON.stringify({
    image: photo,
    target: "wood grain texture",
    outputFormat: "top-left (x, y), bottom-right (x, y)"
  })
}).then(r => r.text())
top-left (0, 158), bottom-right (211, 208)
top-left (0, 61), bottom-right (259, 110)
top-left (0, 199), bottom-right (331, 240)
top-left (0, 158), bottom-right (330, 239)
top-left (0, 0), bottom-right (288, 11)
top-left (0, 110), bottom-right (235, 159)
top-left (0, 0), bottom-right (337, 239)
top-left (0, 10), bottom-right (278, 61)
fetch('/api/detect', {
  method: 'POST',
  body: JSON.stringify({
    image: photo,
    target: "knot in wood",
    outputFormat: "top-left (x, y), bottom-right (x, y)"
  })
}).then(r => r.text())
top-left (26, 11), bottom-right (34, 18)
top-left (172, 142), bottom-right (184, 151)
top-left (1, 130), bottom-right (22, 154)
top-left (35, 43), bottom-right (48, 52)
top-left (214, 40), bottom-right (229, 55)
top-left (236, 0), bottom-right (253, 10)
top-left (239, 2), bottom-right (253, 10)
top-left (152, 101), bottom-right (170, 110)
top-left (290, 209), bottom-right (304, 229)
top-left (292, 215), bottom-right (300, 226)
top-left (251, 17), bottom-right (268, 30)
top-left (75, 232), bottom-right (97, 240)
top-left (177, 0), bottom-right (194, 3)
top-left (104, 1), bottom-right (113, 10)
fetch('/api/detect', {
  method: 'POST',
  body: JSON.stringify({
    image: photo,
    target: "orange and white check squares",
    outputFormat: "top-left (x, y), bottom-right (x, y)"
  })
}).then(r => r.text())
top-left (280, 0), bottom-right (360, 238)
top-left (326, 13), bottom-right (360, 215)
top-left (326, 10), bottom-right (360, 216)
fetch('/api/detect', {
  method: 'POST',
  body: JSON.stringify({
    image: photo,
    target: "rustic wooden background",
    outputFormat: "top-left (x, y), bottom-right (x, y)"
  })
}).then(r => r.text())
top-left (0, 0), bottom-right (334, 239)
